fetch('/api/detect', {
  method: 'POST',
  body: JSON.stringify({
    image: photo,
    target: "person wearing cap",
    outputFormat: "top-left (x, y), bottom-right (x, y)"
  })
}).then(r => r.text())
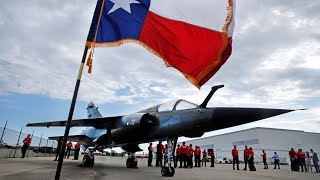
top-left (174, 144), bottom-right (180, 168)
top-left (21, 134), bottom-right (32, 158)
top-left (187, 144), bottom-right (194, 168)
top-left (156, 141), bottom-right (164, 167)
top-left (202, 149), bottom-right (208, 167)
top-left (232, 145), bottom-right (240, 170)
top-left (180, 142), bottom-right (188, 168)
top-left (148, 143), bottom-right (153, 167)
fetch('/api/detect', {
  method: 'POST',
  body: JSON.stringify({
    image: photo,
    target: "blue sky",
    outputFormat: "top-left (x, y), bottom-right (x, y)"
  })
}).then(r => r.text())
top-left (0, 0), bottom-right (320, 152)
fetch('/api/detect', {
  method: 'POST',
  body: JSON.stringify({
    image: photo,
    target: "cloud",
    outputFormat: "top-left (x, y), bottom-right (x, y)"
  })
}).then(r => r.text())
top-left (0, 0), bottom-right (319, 132)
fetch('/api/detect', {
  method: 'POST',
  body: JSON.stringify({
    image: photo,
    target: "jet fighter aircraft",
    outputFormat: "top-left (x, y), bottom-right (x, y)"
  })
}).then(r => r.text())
top-left (27, 85), bottom-right (302, 176)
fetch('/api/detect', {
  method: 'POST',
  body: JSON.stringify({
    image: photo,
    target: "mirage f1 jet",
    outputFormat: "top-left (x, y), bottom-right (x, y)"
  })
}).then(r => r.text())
top-left (27, 85), bottom-right (301, 177)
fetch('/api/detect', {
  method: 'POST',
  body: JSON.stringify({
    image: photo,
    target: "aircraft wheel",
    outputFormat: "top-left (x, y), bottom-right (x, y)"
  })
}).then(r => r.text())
top-left (82, 155), bottom-right (94, 167)
top-left (126, 158), bottom-right (138, 168)
top-left (167, 167), bottom-right (175, 177)
top-left (161, 167), bottom-right (168, 176)
top-left (161, 167), bottom-right (175, 177)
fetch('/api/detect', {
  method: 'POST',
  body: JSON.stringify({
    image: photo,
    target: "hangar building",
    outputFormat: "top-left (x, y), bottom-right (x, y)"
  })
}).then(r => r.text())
top-left (184, 127), bottom-right (320, 164)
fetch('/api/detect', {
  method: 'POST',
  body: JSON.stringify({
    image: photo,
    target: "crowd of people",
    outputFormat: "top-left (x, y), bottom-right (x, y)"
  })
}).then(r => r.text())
top-left (289, 148), bottom-right (319, 172)
top-left (53, 138), bottom-right (81, 161)
top-left (19, 134), bottom-right (320, 174)
top-left (19, 134), bottom-right (82, 161)
top-left (147, 141), bottom-right (320, 173)
top-left (148, 141), bottom-right (215, 169)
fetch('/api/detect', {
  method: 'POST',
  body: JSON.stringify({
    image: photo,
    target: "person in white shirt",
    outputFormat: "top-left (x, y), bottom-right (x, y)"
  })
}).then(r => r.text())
top-left (272, 152), bottom-right (280, 169)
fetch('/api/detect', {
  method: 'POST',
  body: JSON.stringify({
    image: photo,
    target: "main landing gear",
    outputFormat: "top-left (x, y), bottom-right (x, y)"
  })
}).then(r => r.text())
top-left (81, 148), bottom-right (95, 167)
top-left (126, 152), bottom-right (138, 168)
top-left (161, 137), bottom-right (178, 177)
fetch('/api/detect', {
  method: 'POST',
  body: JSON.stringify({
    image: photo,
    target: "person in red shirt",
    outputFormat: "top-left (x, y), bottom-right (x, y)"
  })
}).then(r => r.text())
top-left (174, 144), bottom-right (180, 168)
top-left (147, 143), bottom-right (153, 167)
top-left (194, 146), bottom-right (201, 167)
top-left (202, 149), bottom-right (208, 167)
top-left (248, 147), bottom-right (256, 171)
top-left (209, 149), bottom-right (215, 167)
top-left (163, 144), bottom-right (168, 155)
top-left (261, 150), bottom-right (268, 169)
top-left (297, 149), bottom-right (307, 172)
top-left (187, 144), bottom-right (194, 168)
top-left (65, 141), bottom-right (73, 159)
top-left (180, 142), bottom-right (188, 168)
top-left (156, 141), bottom-right (164, 167)
top-left (73, 141), bottom-right (81, 160)
top-left (232, 145), bottom-right (240, 170)
top-left (289, 148), bottom-right (297, 171)
top-left (21, 134), bottom-right (32, 158)
top-left (243, 145), bottom-right (249, 170)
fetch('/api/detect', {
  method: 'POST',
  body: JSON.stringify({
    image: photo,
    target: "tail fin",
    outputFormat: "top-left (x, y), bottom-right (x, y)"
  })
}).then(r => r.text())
top-left (87, 102), bottom-right (102, 119)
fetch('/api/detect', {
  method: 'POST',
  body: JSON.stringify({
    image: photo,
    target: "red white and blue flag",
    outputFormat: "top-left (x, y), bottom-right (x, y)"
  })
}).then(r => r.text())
top-left (86, 0), bottom-right (236, 88)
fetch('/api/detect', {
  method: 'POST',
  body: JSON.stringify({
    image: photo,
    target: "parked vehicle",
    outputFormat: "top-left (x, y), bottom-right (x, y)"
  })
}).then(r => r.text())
top-left (33, 146), bottom-right (56, 153)
top-left (216, 157), bottom-right (232, 164)
top-left (136, 154), bottom-right (148, 159)
top-left (0, 140), bottom-right (14, 149)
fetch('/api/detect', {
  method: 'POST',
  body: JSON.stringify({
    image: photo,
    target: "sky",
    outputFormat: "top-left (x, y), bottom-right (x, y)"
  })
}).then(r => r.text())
top-left (0, 0), bottom-right (320, 152)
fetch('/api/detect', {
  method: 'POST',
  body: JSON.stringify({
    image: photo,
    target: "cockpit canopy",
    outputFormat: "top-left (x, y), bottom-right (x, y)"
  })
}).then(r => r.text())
top-left (139, 99), bottom-right (198, 113)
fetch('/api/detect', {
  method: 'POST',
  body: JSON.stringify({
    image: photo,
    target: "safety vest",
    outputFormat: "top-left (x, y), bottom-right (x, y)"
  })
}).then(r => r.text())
top-left (180, 145), bottom-right (188, 154)
top-left (163, 147), bottom-right (168, 154)
top-left (66, 142), bottom-right (73, 148)
top-left (232, 149), bottom-right (238, 157)
top-left (262, 152), bottom-right (266, 158)
top-left (289, 150), bottom-right (296, 158)
top-left (202, 151), bottom-right (207, 157)
top-left (187, 147), bottom-right (193, 156)
top-left (157, 144), bottom-right (164, 153)
top-left (176, 147), bottom-right (180, 155)
top-left (209, 150), bottom-right (215, 157)
top-left (194, 148), bottom-right (201, 155)
top-left (75, 143), bottom-right (81, 149)
top-left (23, 137), bottom-right (32, 145)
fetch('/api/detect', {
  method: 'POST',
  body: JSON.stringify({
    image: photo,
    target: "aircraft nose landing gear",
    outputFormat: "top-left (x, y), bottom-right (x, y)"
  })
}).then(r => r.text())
top-left (161, 166), bottom-right (175, 177)
top-left (81, 148), bottom-right (95, 167)
top-left (126, 153), bottom-right (138, 168)
top-left (161, 137), bottom-right (178, 177)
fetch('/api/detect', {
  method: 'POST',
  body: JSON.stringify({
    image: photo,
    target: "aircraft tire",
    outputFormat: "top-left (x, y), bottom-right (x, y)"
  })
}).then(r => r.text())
top-left (82, 155), bottom-right (94, 167)
top-left (126, 158), bottom-right (138, 168)
top-left (161, 167), bottom-right (175, 177)
top-left (161, 167), bottom-right (168, 176)
top-left (167, 167), bottom-right (175, 177)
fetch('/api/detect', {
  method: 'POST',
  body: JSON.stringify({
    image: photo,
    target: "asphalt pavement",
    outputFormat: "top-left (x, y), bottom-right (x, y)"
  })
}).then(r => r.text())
top-left (0, 156), bottom-right (319, 180)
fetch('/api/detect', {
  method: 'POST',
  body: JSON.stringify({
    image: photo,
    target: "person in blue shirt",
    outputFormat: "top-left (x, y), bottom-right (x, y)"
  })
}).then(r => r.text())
top-left (310, 149), bottom-right (319, 173)
top-left (272, 152), bottom-right (280, 169)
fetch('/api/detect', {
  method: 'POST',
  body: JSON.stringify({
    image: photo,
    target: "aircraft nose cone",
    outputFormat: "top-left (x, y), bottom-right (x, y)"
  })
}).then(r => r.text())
top-left (211, 107), bottom-right (295, 130)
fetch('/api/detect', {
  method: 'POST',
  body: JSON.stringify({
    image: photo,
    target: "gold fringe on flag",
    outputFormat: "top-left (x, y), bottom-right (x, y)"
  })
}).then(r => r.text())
top-left (86, 51), bottom-right (93, 74)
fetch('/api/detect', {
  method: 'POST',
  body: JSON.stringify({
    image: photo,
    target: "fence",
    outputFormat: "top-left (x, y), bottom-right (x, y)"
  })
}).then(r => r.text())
top-left (0, 124), bottom-right (57, 159)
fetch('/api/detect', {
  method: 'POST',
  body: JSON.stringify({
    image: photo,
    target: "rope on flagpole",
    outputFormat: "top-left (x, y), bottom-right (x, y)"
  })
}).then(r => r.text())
top-left (86, 0), bottom-right (105, 74)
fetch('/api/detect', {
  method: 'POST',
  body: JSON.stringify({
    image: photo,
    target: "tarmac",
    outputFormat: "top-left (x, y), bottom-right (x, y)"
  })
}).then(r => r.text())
top-left (0, 156), bottom-right (319, 180)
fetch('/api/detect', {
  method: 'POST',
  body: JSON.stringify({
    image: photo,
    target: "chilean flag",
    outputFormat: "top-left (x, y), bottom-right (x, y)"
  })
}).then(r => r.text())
top-left (86, 0), bottom-right (235, 88)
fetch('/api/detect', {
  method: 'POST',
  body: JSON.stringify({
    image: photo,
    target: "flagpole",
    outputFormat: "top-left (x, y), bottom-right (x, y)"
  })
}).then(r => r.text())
top-left (55, 0), bottom-right (105, 178)
top-left (55, 46), bottom-right (89, 180)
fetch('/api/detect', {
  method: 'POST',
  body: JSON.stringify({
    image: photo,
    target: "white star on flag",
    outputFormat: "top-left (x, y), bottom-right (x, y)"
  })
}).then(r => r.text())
top-left (108, 0), bottom-right (141, 15)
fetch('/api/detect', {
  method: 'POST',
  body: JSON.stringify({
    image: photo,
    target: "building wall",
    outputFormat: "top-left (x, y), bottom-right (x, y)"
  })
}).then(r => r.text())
top-left (183, 127), bottom-right (320, 164)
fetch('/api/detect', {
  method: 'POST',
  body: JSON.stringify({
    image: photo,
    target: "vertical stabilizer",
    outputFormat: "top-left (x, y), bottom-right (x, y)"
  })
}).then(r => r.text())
top-left (87, 102), bottom-right (102, 119)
